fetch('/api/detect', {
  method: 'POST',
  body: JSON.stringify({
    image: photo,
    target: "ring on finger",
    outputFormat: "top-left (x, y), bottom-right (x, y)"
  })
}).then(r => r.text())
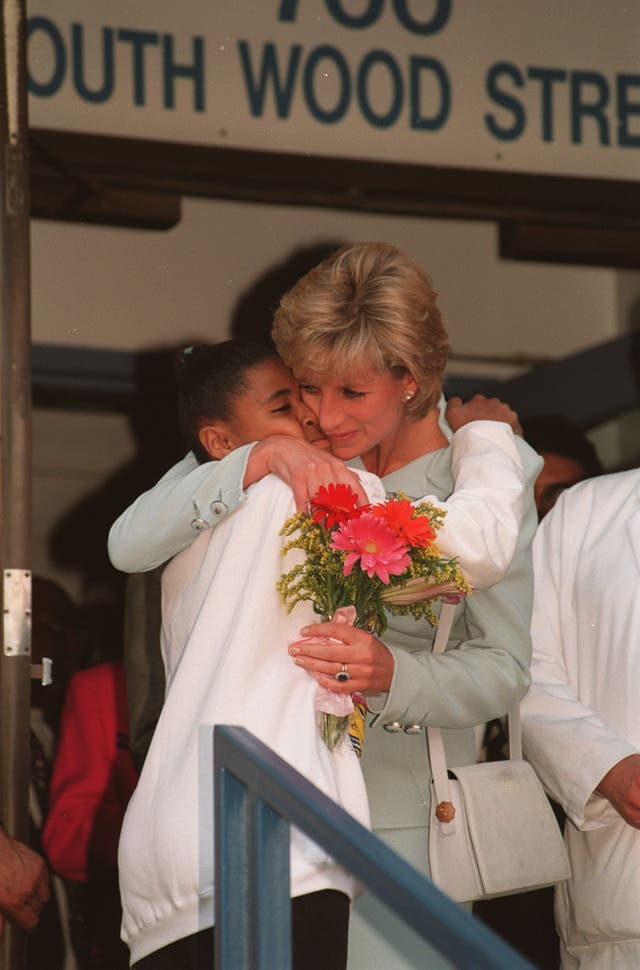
top-left (335, 662), bottom-right (350, 683)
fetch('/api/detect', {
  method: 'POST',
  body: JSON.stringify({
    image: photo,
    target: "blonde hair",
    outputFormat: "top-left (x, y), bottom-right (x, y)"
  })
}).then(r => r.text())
top-left (272, 242), bottom-right (449, 418)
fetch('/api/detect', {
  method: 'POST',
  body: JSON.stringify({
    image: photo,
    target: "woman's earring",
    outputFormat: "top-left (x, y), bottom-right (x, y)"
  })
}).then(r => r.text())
top-left (402, 391), bottom-right (415, 403)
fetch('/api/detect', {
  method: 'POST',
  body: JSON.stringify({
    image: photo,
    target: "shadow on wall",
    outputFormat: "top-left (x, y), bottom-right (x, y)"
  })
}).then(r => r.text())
top-left (47, 345), bottom-right (185, 662)
top-left (230, 241), bottom-right (345, 344)
top-left (45, 241), bottom-right (345, 661)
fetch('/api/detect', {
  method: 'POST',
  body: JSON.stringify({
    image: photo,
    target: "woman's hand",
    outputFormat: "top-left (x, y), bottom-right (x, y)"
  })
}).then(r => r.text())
top-left (446, 395), bottom-right (523, 436)
top-left (247, 436), bottom-right (369, 510)
top-left (288, 620), bottom-right (395, 695)
top-left (596, 754), bottom-right (640, 828)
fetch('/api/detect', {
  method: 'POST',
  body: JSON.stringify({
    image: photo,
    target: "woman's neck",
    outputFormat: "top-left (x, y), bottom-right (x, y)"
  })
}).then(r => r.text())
top-left (360, 409), bottom-right (448, 478)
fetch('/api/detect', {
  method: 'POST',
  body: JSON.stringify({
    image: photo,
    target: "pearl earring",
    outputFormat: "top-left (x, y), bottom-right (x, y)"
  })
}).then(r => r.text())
top-left (402, 391), bottom-right (415, 403)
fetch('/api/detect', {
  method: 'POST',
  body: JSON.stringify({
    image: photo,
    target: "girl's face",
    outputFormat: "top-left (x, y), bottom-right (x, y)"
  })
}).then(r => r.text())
top-left (296, 367), bottom-right (416, 460)
top-left (225, 358), bottom-right (329, 449)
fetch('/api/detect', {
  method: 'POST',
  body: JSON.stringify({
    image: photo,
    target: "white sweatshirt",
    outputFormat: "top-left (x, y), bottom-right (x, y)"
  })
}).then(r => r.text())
top-left (118, 473), bottom-right (385, 965)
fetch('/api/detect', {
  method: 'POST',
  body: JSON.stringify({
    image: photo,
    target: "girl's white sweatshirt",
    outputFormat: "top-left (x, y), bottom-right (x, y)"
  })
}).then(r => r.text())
top-left (118, 474), bottom-right (382, 965)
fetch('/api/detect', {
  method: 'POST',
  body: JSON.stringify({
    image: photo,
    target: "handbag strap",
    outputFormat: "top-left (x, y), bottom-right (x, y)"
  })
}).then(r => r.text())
top-left (426, 604), bottom-right (457, 830)
top-left (426, 602), bottom-right (523, 830)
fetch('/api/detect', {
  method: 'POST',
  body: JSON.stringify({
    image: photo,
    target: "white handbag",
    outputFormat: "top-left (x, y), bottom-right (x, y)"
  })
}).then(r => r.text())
top-left (427, 603), bottom-right (571, 903)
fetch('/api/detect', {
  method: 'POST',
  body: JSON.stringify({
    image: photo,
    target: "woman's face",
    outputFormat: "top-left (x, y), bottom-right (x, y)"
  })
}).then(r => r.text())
top-left (296, 367), bottom-right (415, 460)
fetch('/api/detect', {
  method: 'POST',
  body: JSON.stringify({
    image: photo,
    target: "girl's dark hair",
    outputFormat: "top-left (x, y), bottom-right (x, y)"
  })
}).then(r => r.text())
top-left (176, 341), bottom-right (278, 463)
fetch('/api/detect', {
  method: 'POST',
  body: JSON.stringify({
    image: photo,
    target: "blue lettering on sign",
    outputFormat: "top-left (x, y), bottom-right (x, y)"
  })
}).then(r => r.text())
top-left (117, 29), bottom-right (159, 106)
top-left (304, 45), bottom-right (351, 123)
top-left (238, 40), bottom-right (449, 130)
top-left (484, 62), bottom-right (526, 140)
top-left (527, 67), bottom-right (566, 141)
top-left (26, 14), bottom-right (640, 154)
top-left (278, 0), bottom-right (451, 34)
top-left (27, 16), bottom-right (66, 96)
top-left (393, 0), bottom-right (451, 35)
top-left (72, 23), bottom-right (115, 103)
top-left (27, 16), bottom-right (205, 112)
top-left (410, 56), bottom-right (450, 130)
top-left (485, 61), bottom-right (638, 149)
top-left (357, 50), bottom-right (403, 128)
top-left (237, 41), bottom-right (302, 118)
top-left (163, 34), bottom-right (205, 111)
top-left (617, 74), bottom-right (640, 147)
top-left (325, 0), bottom-right (385, 29)
top-left (570, 71), bottom-right (610, 145)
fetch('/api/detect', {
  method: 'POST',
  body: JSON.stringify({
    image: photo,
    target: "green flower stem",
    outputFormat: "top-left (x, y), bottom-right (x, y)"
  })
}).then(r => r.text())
top-left (319, 712), bottom-right (350, 750)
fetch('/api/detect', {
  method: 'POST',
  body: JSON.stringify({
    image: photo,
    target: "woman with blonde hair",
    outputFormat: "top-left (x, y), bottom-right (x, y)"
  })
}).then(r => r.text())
top-left (110, 243), bottom-right (540, 968)
top-left (268, 244), bottom-right (539, 966)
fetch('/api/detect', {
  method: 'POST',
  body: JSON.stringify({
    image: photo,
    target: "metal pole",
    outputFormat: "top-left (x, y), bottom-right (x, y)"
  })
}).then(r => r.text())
top-left (0, 0), bottom-right (32, 967)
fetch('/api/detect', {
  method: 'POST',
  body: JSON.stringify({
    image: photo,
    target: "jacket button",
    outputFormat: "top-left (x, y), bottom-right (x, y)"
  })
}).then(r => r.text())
top-left (404, 724), bottom-right (423, 735)
top-left (383, 721), bottom-right (402, 733)
top-left (190, 517), bottom-right (208, 531)
top-left (210, 500), bottom-right (227, 517)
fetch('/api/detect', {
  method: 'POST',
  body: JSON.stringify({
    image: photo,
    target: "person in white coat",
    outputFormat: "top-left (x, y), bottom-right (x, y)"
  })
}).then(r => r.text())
top-left (521, 467), bottom-right (640, 970)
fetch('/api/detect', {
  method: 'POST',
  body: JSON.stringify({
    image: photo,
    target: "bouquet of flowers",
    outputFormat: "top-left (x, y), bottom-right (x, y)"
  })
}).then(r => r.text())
top-left (277, 483), bottom-right (471, 751)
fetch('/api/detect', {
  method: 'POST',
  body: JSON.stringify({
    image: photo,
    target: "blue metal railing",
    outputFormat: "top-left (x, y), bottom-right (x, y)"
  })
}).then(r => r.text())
top-left (214, 725), bottom-right (534, 970)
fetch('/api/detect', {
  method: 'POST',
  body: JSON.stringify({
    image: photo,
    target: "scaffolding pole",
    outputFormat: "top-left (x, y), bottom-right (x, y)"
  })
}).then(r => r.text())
top-left (0, 0), bottom-right (32, 967)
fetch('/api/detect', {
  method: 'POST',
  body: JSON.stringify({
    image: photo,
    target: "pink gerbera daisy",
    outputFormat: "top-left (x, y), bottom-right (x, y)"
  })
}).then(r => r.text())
top-left (331, 513), bottom-right (410, 584)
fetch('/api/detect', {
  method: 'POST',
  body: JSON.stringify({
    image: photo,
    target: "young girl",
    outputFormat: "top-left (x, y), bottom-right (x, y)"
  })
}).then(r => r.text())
top-left (119, 342), bottom-right (383, 970)
top-left (116, 340), bottom-right (532, 970)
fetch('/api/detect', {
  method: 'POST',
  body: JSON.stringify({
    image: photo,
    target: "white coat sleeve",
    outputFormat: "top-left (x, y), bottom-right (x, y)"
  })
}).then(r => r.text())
top-left (418, 422), bottom-right (539, 590)
top-left (107, 446), bottom-right (254, 573)
top-left (521, 496), bottom-right (637, 831)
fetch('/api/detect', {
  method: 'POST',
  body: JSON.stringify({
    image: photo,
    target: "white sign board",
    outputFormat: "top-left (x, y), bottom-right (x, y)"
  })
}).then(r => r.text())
top-left (27, 2), bottom-right (640, 180)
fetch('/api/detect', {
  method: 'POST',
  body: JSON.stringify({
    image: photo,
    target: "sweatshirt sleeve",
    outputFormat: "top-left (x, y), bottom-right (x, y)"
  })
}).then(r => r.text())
top-left (418, 422), bottom-right (541, 590)
top-left (108, 446), bottom-right (254, 573)
top-left (369, 460), bottom-right (538, 731)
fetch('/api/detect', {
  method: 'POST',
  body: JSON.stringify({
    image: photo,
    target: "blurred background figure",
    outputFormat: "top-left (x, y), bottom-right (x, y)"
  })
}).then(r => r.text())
top-left (26, 575), bottom-right (137, 969)
top-left (43, 659), bottom-right (138, 970)
top-left (28, 576), bottom-right (83, 970)
top-left (521, 414), bottom-right (603, 520)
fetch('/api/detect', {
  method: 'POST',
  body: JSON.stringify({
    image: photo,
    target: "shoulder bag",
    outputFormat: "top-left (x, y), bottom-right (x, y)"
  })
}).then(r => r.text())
top-left (427, 603), bottom-right (571, 903)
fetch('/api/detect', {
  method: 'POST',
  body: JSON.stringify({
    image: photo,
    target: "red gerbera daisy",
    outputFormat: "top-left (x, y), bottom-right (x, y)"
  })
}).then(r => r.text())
top-left (370, 497), bottom-right (436, 548)
top-left (311, 483), bottom-right (363, 528)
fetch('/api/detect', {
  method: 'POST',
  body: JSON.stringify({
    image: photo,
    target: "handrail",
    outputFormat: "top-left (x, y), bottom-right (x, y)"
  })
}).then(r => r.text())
top-left (214, 725), bottom-right (534, 970)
